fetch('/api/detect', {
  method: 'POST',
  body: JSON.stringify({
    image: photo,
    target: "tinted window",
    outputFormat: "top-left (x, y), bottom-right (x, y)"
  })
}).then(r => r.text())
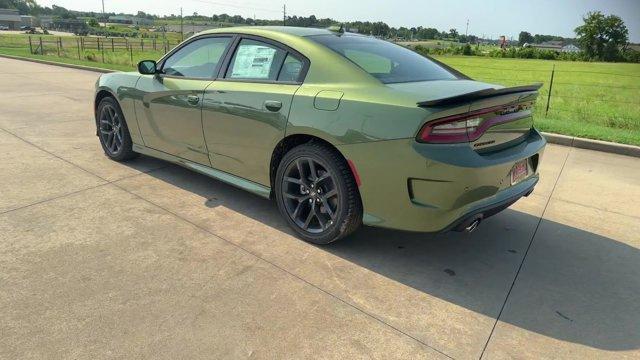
top-left (309, 35), bottom-right (457, 83)
top-left (226, 39), bottom-right (287, 81)
top-left (162, 37), bottom-right (231, 78)
top-left (277, 53), bottom-right (304, 82)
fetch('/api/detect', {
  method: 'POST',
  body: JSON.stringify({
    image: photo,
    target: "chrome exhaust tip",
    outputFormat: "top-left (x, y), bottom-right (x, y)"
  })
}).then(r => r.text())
top-left (464, 218), bottom-right (481, 233)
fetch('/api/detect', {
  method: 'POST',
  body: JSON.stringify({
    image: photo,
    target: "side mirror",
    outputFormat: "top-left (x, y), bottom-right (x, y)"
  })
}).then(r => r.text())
top-left (137, 60), bottom-right (157, 75)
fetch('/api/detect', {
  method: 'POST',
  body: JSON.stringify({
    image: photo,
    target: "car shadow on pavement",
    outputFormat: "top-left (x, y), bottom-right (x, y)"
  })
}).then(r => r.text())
top-left (132, 159), bottom-right (640, 352)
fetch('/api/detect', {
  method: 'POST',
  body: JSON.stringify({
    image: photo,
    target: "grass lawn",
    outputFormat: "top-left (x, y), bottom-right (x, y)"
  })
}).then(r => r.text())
top-left (1, 33), bottom-right (639, 146)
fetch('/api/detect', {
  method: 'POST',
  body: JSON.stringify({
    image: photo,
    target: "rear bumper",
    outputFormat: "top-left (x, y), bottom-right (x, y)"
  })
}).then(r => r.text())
top-left (443, 176), bottom-right (537, 232)
top-left (337, 128), bottom-right (546, 232)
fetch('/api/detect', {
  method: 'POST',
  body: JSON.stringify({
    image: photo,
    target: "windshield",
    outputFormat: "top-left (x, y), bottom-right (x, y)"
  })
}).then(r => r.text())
top-left (308, 34), bottom-right (458, 84)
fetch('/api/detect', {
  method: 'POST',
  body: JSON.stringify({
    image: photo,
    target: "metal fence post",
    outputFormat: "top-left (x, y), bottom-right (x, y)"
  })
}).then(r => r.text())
top-left (56, 37), bottom-right (60, 57)
top-left (130, 45), bottom-right (133, 67)
top-left (545, 64), bottom-right (555, 117)
top-left (111, 38), bottom-right (114, 52)
top-left (76, 37), bottom-right (81, 59)
top-left (28, 36), bottom-right (33, 54)
top-left (141, 39), bottom-right (144, 52)
top-left (39, 37), bottom-right (43, 55)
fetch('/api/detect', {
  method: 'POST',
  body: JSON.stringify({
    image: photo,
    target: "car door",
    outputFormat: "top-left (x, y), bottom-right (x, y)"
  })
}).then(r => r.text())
top-left (202, 37), bottom-right (308, 186)
top-left (135, 35), bottom-right (233, 165)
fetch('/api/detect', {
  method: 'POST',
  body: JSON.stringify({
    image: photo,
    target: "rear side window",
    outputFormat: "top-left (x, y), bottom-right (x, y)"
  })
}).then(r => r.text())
top-left (277, 54), bottom-right (304, 82)
top-left (309, 35), bottom-right (457, 84)
top-left (226, 39), bottom-right (287, 81)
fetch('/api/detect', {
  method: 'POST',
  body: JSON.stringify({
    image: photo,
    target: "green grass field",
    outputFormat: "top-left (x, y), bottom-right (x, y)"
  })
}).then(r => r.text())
top-left (1, 34), bottom-right (639, 146)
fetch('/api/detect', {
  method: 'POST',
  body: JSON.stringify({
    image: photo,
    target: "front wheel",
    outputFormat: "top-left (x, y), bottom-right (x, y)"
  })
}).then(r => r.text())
top-left (96, 97), bottom-right (138, 161)
top-left (275, 142), bottom-right (362, 244)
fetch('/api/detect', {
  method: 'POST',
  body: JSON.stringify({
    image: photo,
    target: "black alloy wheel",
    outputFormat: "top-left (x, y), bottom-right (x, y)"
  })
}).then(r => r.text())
top-left (96, 97), bottom-right (137, 161)
top-left (275, 142), bottom-right (362, 244)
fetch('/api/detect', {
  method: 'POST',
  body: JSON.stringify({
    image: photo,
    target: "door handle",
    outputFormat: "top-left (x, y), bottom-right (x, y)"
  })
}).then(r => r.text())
top-left (187, 95), bottom-right (200, 106)
top-left (264, 100), bottom-right (282, 112)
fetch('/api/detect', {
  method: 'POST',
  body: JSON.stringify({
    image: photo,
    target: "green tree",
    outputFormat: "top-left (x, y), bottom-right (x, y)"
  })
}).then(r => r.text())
top-left (575, 11), bottom-right (628, 61)
top-left (87, 17), bottom-right (99, 27)
top-left (449, 28), bottom-right (458, 40)
top-left (518, 31), bottom-right (534, 45)
top-left (0, 0), bottom-right (39, 14)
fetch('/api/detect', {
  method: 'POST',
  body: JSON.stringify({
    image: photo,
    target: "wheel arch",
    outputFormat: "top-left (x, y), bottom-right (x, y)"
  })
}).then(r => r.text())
top-left (269, 133), bottom-right (359, 199)
top-left (94, 88), bottom-right (118, 134)
top-left (94, 88), bottom-right (117, 115)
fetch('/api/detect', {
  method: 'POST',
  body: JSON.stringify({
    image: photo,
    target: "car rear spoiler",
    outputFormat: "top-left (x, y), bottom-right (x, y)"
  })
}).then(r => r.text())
top-left (417, 83), bottom-right (543, 107)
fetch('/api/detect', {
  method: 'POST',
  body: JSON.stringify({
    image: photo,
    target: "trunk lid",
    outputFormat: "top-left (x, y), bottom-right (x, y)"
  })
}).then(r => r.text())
top-left (465, 88), bottom-right (539, 152)
top-left (394, 80), bottom-right (542, 151)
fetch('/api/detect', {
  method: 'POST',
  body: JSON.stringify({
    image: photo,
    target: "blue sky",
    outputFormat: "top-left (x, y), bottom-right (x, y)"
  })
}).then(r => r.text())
top-left (37, 0), bottom-right (640, 42)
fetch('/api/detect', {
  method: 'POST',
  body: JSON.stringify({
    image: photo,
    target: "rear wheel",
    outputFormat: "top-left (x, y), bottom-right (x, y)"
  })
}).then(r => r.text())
top-left (97, 97), bottom-right (138, 161)
top-left (275, 142), bottom-right (362, 244)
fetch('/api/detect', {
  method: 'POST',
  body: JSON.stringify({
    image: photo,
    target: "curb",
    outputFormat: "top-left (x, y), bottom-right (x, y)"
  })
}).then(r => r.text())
top-left (1, 54), bottom-right (638, 158)
top-left (542, 132), bottom-right (640, 158)
top-left (0, 53), bottom-right (116, 73)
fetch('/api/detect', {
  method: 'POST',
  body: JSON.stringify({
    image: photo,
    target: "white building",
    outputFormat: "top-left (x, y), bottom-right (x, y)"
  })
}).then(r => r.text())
top-left (0, 8), bottom-right (21, 29)
top-left (561, 44), bottom-right (580, 53)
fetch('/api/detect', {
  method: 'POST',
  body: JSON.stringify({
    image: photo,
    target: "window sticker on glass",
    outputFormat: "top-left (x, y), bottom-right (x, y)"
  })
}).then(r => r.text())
top-left (231, 45), bottom-right (277, 79)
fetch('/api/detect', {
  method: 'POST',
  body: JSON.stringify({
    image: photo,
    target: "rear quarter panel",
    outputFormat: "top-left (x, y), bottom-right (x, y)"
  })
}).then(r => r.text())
top-left (286, 84), bottom-right (432, 144)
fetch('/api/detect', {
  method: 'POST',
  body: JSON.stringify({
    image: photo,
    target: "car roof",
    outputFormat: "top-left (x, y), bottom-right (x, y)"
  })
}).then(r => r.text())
top-left (200, 26), bottom-right (348, 38)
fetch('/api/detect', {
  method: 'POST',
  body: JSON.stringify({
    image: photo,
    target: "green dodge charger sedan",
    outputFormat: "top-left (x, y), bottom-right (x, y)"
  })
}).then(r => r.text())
top-left (94, 26), bottom-right (546, 244)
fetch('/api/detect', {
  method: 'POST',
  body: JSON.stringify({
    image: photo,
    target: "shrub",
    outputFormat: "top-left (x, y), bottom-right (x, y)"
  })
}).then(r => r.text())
top-left (462, 43), bottom-right (473, 55)
top-left (86, 52), bottom-right (98, 62)
top-left (623, 49), bottom-right (640, 63)
top-left (536, 50), bottom-right (558, 60)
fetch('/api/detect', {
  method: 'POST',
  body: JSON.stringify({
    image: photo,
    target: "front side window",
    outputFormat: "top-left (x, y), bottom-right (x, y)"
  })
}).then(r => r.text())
top-left (162, 36), bottom-right (231, 78)
top-left (308, 34), bottom-right (458, 84)
top-left (226, 39), bottom-right (288, 81)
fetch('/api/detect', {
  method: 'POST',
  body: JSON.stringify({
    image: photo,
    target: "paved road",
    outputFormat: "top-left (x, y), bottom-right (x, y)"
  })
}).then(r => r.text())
top-left (1, 57), bottom-right (639, 359)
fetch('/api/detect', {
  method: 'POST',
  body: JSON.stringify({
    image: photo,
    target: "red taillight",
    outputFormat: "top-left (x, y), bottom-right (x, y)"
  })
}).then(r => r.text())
top-left (417, 105), bottom-right (530, 144)
top-left (418, 114), bottom-right (482, 143)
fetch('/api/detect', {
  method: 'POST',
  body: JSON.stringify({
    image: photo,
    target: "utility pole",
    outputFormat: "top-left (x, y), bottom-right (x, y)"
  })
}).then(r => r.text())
top-left (283, 4), bottom-right (286, 26)
top-left (465, 19), bottom-right (469, 37)
top-left (102, 0), bottom-right (106, 28)
top-left (180, 7), bottom-right (184, 42)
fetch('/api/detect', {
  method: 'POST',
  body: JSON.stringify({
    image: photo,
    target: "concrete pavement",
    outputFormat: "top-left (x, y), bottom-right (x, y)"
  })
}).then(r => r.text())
top-left (1, 57), bottom-right (639, 359)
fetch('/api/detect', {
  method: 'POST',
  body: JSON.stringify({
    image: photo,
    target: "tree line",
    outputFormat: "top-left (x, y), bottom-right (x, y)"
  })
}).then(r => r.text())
top-left (1, 1), bottom-right (636, 62)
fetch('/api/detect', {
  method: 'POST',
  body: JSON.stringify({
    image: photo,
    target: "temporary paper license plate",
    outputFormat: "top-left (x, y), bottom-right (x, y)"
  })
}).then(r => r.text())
top-left (511, 159), bottom-right (529, 185)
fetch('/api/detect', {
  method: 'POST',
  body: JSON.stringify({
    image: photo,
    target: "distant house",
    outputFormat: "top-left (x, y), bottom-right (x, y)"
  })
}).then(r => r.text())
top-left (0, 8), bottom-right (21, 29)
top-left (561, 44), bottom-right (580, 53)
top-left (628, 44), bottom-right (640, 52)
top-left (39, 15), bottom-right (53, 28)
top-left (51, 18), bottom-right (89, 34)
top-left (531, 41), bottom-right (563, 51)
top-left (108, 15), bottom-right (153, 26)
top-left (530, 41), bottom-right (580, 53)
top-left (20, 15), bottom-right (35, 27)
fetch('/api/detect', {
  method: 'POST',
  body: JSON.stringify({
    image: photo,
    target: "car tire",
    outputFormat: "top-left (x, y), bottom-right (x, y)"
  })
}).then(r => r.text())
top-left (96, 97), bottom-right (138, 162)
top-left (275, 141), bottom-right (362, 244)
